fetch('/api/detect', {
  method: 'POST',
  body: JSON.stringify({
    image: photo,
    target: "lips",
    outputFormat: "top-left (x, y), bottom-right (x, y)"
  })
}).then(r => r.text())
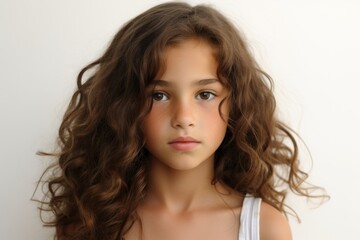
top-left (168, 136), bottom-right (201, 151)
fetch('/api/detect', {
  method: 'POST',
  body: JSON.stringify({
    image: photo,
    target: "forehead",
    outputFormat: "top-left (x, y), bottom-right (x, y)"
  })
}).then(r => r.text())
top-left (154, 39), bottom-right (219, 82)
top-left (165, 38), bottom-right (218, 64)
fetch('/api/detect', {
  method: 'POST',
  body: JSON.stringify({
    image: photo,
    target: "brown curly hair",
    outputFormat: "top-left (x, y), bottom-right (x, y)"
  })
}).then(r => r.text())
top-left (35, 2), bottom-right (326, 239)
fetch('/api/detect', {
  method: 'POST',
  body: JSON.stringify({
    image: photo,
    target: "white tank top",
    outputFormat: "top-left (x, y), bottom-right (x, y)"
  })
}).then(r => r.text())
top-left (238, 194), bottom-right (262, 240)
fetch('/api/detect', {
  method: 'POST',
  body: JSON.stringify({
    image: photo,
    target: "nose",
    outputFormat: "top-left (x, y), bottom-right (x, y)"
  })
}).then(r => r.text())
top-left (171, 100), bottom-right (195, 129)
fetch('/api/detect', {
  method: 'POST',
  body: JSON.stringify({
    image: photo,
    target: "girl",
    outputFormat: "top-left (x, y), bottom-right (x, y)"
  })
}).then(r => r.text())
top-left (36, 2), bottom-right (325, 240)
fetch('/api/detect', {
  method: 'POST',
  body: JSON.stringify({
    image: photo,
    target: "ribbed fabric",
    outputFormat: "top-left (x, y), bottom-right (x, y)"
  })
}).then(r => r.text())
top-left (238, 194), bottom-right (262, 240)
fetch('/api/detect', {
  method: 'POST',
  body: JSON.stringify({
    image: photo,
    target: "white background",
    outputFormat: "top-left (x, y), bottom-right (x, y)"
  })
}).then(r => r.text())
top-left (1, 0), bottom-right (359, 239)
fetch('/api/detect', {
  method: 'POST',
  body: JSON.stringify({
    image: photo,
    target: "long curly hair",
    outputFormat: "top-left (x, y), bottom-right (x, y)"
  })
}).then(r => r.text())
top-left (35, 2), bottom-right (325, 239)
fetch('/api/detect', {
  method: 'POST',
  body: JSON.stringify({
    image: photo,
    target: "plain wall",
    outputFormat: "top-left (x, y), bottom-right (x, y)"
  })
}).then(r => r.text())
top-left (1, 0), bottom-right (359, 239)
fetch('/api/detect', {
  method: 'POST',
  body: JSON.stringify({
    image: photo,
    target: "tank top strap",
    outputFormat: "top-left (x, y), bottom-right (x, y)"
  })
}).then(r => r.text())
top-left (238, 194), bottom-right (262, 240)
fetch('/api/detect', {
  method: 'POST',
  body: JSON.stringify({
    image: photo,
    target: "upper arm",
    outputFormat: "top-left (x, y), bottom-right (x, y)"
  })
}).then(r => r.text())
top-left (259, 202), bottom-right (292, 240)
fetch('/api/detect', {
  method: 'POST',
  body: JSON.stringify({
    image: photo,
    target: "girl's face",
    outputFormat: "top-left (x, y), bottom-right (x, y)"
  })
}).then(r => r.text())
top-left (143, 39), bottom-right (229, 171)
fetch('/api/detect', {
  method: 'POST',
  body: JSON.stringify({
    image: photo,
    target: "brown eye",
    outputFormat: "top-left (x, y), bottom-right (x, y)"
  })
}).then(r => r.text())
top-left (152, 92), bottom-right (169, 101)
top-left (196, 91), bottom-right (216, 100)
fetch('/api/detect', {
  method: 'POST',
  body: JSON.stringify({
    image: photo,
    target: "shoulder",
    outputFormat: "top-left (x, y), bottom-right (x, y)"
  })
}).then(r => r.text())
top-left (259, 201), bottom-right (292, 240)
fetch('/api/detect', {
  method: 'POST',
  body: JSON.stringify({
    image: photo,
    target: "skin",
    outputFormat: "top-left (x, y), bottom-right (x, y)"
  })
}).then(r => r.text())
top-left (124, 39), bottom-right (292, 240)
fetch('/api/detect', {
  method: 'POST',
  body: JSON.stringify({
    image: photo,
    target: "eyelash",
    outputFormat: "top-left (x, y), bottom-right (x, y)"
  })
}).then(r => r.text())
top-left (152, 91), bottom-right (217, 101)
top-left (195, 91), bottom-right (216, 100)
top-left (152, 92), bottom-right (169, 101)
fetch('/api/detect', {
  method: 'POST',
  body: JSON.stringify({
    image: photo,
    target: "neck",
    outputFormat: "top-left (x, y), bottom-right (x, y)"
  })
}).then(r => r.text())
top-left (146, 157), bottom-right (218, 213)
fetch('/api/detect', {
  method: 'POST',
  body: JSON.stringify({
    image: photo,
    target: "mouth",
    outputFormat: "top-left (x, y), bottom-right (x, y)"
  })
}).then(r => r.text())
top-left (168, 136), bottom-right (201, 151)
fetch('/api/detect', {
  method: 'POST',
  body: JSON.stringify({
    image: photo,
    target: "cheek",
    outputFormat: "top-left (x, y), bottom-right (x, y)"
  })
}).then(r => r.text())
top-left (142, 117), bottom-right (158, 152)
top-left (217, 99), bottom-right (230, 128)
top-left (204, 99), bottom-right (229, 123)
top-left (206, 115), bottom-right (228, 134)
top-left (143, 115), bottom-right (156, 141)
top-left (199, 105), bottom-right (228, 140)
top-left (142, 109), bottom-right (167, 141)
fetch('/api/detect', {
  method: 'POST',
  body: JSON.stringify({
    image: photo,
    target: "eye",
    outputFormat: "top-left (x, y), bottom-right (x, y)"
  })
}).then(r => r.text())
top-left (196, 91), bottom-right (216, 100)
top-left (152, 92), bottom-right (169, 101)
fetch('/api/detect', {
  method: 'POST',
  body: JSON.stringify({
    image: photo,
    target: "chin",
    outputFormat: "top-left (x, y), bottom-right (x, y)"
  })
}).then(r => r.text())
top-left (159, 155), bottom-right (213, 172)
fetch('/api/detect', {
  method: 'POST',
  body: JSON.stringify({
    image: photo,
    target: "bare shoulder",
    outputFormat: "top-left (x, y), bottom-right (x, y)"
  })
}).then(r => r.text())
top-left (260, 202), bottom-right (292, 240)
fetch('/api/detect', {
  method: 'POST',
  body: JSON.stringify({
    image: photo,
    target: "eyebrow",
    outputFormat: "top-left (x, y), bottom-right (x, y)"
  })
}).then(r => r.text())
top-left (150, 78), bottom-right (220, 87)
